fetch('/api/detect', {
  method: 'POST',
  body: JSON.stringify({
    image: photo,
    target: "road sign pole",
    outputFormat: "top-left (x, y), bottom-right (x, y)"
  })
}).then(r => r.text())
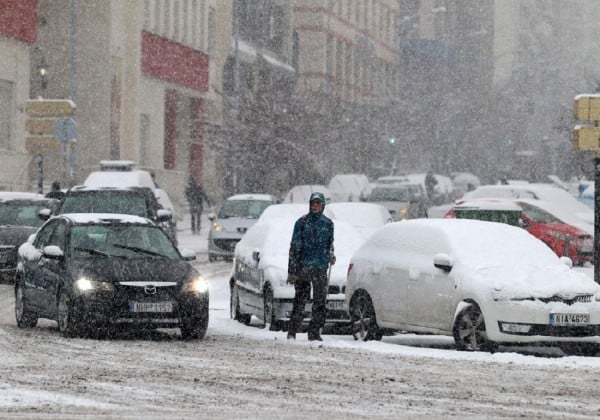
top-left (37, 155), bottom-right (44, 194)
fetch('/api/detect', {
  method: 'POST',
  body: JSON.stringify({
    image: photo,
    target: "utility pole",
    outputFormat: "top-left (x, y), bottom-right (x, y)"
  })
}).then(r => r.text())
top-left (232, 0), bottom-right (240, 193)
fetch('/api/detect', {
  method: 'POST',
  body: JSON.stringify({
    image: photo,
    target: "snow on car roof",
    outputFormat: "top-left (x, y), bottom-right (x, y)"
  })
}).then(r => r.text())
top-left (84, 170), bottom-right (155, 189)
top-left (226, 193), bottom-right (276, 201)
top-left (453, 199), bottom-right (522, 212)
top-left (0, 192), bottom-right (49, 202)
top-left (61, 213), bottom-right (153, 225)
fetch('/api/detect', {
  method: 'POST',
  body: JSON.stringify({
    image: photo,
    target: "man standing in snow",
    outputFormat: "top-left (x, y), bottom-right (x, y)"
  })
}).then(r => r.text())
top-left (286, 192), bottom-right (335, 341)
top-left (185, 178), bottom-right (210, 235)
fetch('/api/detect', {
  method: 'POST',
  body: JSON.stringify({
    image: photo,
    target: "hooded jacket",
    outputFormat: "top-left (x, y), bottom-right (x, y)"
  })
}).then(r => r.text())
top-left (288, 192), bottom-right (334, 273)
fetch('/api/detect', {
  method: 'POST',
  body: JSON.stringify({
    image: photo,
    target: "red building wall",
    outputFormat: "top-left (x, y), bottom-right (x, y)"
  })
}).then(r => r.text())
top-left (0, 0), bottom-right (37, 43)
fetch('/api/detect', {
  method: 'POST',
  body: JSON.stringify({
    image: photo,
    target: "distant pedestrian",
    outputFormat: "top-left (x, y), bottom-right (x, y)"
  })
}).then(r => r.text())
top-left (425, 170), bottom-right (438, 203)
top-left (45, 181), bottom-right (64, 200)
top-left (185, 178), bottom-right (210, 234)
top-left (286, 192), bottom-right (335, 341)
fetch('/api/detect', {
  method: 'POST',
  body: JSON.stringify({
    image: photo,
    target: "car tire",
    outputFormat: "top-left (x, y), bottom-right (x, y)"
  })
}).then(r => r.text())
top-left (230, 284), bottom-right (251, 325)
top-left (453, 304), bottom-right (497, 352)
top-left (263, 287), bottom-right (282, 331)
top-left (180, 305), bottom-right (209, 340)
top-left (15, 281), bottom-right (38, 328)
top-left (350, 292), bottom-right (382, 341)
top-left (57, 290), bottom-right (83, 338)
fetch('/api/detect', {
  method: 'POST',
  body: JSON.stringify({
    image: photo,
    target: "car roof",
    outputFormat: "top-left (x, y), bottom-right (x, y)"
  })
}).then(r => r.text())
top-left (452, 198), bottom-right (522, 212)
top-left (0, 192), bottom-right (50, 202)
top-left (226, 193), bottom-right (277, 201)
top-left (66, 185), bottom-right (152, 194)
top-left (59, 213), bottom-right (154, 225)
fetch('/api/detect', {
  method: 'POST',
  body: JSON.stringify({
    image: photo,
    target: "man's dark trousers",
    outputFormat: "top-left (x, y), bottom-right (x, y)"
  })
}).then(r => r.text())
top-left (288, 268), bottom-right (328, 336)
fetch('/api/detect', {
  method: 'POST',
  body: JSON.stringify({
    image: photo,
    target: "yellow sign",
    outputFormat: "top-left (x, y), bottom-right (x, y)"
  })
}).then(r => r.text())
top-left (574, 95), bottom-right (600, 121)
top-left (572, 126), bottom-right (600, 152)
top-left (25, 136), bottom-right (60, 153)
top-left (24, 118), bottom-right (55, 135)
top-left (24, 99), bottom-right (76, 118)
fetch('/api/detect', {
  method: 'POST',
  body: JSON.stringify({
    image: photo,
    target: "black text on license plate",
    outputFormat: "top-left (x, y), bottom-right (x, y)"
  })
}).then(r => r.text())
top-left (549, 313), bottom-right (590, 325)
top-left (327, 300), bottom-right (344, 310)
top-left (130, 301), bottom-right (173, 313)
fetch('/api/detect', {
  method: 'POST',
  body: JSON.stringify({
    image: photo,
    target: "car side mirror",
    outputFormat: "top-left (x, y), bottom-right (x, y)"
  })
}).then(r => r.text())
top-left (156, 209), bottom-right (172, 223)
top-left (559, 256), bottom-right (573, 268)
top-left (38, 208), bottom-right (51, 221)
top-left (42, 245), bottom-right (63, 260)
top-left (433, 253), bottom-right (453, 272)
top-left (179, 248), bottom-right (196, 261)
top-left (252, 248), bottom-right (260, 263)
top-left (207, 212), bottom-right (216, 221)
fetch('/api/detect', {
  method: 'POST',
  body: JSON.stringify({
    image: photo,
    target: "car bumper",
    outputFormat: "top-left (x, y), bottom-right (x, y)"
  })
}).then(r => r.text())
top-left (272, 296), bottom-right (350, 326)
top-left (484, 300), bottom-right (600, 344)
top-left (208, 233), bottom-right (243, 257)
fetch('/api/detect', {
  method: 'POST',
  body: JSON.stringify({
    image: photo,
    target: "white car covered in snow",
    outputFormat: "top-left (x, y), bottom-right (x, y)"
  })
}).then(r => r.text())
top-left (345, 218), bottom-right (600, 355)
top-left (230, 216), bottom-right (364, 331)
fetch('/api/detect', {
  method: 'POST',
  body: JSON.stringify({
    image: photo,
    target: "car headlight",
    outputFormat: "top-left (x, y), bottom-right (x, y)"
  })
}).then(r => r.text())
top-left (183, 276), bottom-right (209, 294)
top-left (75, 277), bottom-right (114, 293)
top-left (547, 231), bottom-right (571, 241)
top-left (212, 222), bottom-right (223, 232)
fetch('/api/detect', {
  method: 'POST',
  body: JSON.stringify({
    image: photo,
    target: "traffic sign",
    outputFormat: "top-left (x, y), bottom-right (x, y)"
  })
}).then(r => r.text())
top-left (24, 118), bottom-right (55, 135)
top-left (574, 94), bottom-right (600, 121)
top-left (572, 125), bottom-right (600, 152)
top-left (25, 136), bottom-right (60, 153)
top-left (53, 117), bottom-right (77, 144)
top-left (24, 99), bottom-right (76, 118)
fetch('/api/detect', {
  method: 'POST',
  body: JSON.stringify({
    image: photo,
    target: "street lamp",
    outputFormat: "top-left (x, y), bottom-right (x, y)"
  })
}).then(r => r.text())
top-left (38, 58), bottom-right (48, 93)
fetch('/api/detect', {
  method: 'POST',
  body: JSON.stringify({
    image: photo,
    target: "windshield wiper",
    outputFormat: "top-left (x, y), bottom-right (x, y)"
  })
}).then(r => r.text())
top-left (73, 247), bottom-right (110, 258)
top-left (113, 244), bottom-right (168, 258)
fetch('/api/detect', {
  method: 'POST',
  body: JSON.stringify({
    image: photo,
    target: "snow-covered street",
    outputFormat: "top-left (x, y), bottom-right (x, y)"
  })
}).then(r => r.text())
top-left (0, 215), bottom-right (600, 418)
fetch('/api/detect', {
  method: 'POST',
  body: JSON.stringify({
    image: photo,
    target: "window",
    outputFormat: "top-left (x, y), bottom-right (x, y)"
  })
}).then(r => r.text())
top-left (0, 79), bottom-right (13, 150)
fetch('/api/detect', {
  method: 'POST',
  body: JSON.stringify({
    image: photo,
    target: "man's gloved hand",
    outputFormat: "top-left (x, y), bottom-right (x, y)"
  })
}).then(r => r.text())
top-left (329, 253), bottom-right (336, 265)
top-left (287, 274), bottom-right (299, 285)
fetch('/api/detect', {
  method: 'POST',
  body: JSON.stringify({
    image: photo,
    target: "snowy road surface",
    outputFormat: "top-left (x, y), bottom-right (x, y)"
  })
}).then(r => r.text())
top-left (1, 218), bottom-right (600, 418)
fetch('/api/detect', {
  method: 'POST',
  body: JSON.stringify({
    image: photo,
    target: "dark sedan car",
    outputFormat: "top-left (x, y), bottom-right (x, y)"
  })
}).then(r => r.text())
top-left (15, 213), bottom-right (208, 339)
top-left (0, 192), bottom-right (57, 284)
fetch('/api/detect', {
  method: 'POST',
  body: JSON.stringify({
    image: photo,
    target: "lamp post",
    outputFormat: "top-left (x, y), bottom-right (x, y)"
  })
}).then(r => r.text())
top-left (37, 58), bottom-right (48, 94)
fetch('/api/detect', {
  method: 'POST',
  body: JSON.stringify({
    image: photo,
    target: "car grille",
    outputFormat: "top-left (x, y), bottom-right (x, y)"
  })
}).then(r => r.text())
top-left (538, 294), bottom-right (593, 305)
top-left (214, 239), bottom-right (240, 252)
top-left (0, 246), bottom-right (17, 268)
top-left (529, 324), bottom-right (600, 337)
top-left (328, 285), bottom-right (345, 294)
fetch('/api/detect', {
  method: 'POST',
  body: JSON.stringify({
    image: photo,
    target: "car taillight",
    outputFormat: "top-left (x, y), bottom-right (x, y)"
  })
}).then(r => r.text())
top-left (347, 263), bottom-right (354, 277)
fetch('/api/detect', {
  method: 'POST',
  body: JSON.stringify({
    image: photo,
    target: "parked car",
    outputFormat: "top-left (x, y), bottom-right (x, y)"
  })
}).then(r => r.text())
top-left (445, 198), bottom-right (594, 266)
top-left (345, 218), bottom-right (600, 355)
top-left (0, 192), bottom-right (58, 284)
top-left (328, 174), bottom-right (371, 202)
top-left (15, 213), bottom-right (208, 339)
top-left (208, 194), bottom-right (278, 262)
top-left (325, 202), bottom-right (392, 239)
top-left (462, 184), bottom-right (594, 235)
top-left (283, 185), bottom-right (333, 204)
top-left (366, 183), bottom-right (427, 220)
top-left (39, 185), bottom-right (177, 244)
top-left (231, 216), bottom-right (364, 331)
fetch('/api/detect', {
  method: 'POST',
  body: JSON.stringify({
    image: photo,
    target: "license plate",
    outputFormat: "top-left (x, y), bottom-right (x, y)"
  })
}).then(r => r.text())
top-left (130, 301), bottom-right (173, 313)
top-left (549, 313), bottom-right (590, 325)
top-left (327, 300), bottom-right (344, 310)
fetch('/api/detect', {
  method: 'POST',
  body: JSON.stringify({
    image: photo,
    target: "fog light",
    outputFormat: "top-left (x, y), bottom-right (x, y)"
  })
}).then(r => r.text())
top-left (500, 322), bottom-right (531, 333)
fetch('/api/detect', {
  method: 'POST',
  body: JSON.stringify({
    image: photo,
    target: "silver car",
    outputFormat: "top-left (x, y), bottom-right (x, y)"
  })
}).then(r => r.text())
top-left (207, 194), bottom-right (277, 262)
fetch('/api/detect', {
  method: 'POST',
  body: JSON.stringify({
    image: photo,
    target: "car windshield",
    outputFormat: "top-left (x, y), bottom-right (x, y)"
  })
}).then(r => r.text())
top-left (61, 191), bottom-right (149, 217)
top-left (217, 200), bottom-right (272, 219)
top-left (519, 202), bottom-right (562, 223)
top-left (0, 202), bottom-right (47, 227)
top-left (369, 185), bottom-right (422, 201)
top-left (70, 225), bottom-right (180, 260)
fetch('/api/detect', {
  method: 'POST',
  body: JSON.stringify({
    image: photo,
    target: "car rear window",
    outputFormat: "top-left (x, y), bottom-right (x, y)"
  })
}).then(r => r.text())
top-left (61, 191), bottom-right (149, 217)
top-left (218, 200), bottom-right (272, 219)
top-left (0, 202), bottom-right (48, 227)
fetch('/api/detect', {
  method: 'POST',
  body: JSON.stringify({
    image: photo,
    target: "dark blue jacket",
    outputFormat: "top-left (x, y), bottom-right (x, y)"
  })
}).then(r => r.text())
top-left (288, 192), bottom-right (334, 273)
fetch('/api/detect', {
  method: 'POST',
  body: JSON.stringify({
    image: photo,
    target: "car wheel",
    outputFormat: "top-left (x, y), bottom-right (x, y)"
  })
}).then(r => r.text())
top-left (230, 284), bottom-right (251, 325)
top-left (15, 282), bottom-right (38, 328)
top-left (350, 292), bottom-right (382, 341)
top-left (263, 287), bottom-right (282, 331)
top-left (453, 304), bottom-right (497, 352)
top-left (180, 305), bottom-right (209, 340)
top-left (57, 291), bottom-right (83, 338)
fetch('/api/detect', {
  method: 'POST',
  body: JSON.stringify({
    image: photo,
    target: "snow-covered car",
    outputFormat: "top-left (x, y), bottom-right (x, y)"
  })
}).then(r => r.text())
top-left (15, 213), bottom-right (208, 339)
top-left (328, 174), bottom-right (371, 202)
top-left (207, 194), bottom-right (277, 262)
top-left (0, 192), bottom-right (58, 284)
top-left (345, 218), bottom-right (600, 355)
top-left (366, 183), bottom-right (427, 220)
top-left (462, 184), bottom-right (594, 235)
top-left (283, 185), bottom-right (333, 204)
top-left (446, 198), bottom-right (594, 266)
top-left (230, 216), bottom-right (364, 331)
top-left (325, 202), bottom-right (392, 239)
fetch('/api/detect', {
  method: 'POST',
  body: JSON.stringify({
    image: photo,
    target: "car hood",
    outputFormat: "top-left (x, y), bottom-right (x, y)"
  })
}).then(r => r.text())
top-left (217, 218), bottom-right (258, 232)
top-left (0, 226), bottom-right (38, 247)
top-left (70, 258), bottom-right (195, 283)
top-left (462, 262), bottom-right (599, 300)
